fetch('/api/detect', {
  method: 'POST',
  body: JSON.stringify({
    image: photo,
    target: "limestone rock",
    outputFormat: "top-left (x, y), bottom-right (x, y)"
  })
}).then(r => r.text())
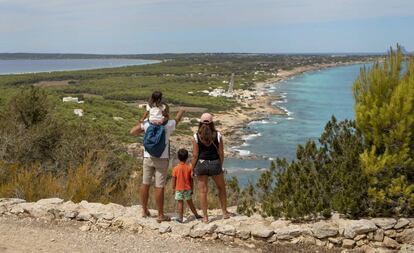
top-left (0, 205), bottom-right (6, 214)
top-left (372, 218), bottom-right (397, 230)
top-left (385, 229), bottom-right (397, 238)
top-left (311, 221), bottom-right (338, 239)
top-left (159, 223), bottom-right (171, 234)
top-left (36, 198), bottom-right (64, 206)
top-left (270, 219), bottom-right (291, 229)
top-left (396, 228), bottom-right (414, 244)
top-left (274, 224), bottom-right (311, 240)
top-left (218, 234), bottom-right (234, 242)
top-left (342, 239), bottom-right (356, 249)
top-left (328, 237), bottom-right (342, 245)
top-left (251, 224), bottom-right (274, 238)
top-left (236, 227), bottom-right (251, 239)
top-left (394, 219), bottom-right (410, 230)
top-left (337, 219), bottom-right (377, 239)
top-left (190, 223), bottom-right (217, 238)
top-left (114, 217), bottom-right (142, 232)
top-left (375, 229), bottom-right (385, 242)
top-left (79, 224), bottom-right (91, 232)
top-left (0, 198), bottom-right (26, 209)
top-left (383, 237), bottom-right (400, 249)
top-left (76, 210), bottom-right (92, 221)
top-left (399, 244), bottom-right (414, 253)
top-left (355, 234), bottom-right (366, 241)
top-left (79, 201), bottom-right (124, 221)
top-left (172, 224), bottom-right (191, 237)
top-left (216, 224), bottom-right (236, 236)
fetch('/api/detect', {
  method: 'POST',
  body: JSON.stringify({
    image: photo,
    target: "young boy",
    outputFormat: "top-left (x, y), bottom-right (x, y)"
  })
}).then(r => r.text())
top-left (172, 148), bottom-right (202, 223)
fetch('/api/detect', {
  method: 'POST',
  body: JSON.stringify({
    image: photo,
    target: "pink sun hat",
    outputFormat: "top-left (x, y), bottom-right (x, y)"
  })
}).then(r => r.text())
top-left (200, 113), bottom-right (213, 123)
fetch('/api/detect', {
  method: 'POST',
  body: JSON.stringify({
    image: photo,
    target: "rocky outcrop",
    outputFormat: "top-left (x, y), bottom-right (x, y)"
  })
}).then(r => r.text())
top-left (1, 198), bottom-right (413, 252)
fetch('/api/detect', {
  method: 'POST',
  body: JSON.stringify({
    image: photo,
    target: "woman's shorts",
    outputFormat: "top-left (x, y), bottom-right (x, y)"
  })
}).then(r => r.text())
top-left (194, 159), bottom-right (223, 176)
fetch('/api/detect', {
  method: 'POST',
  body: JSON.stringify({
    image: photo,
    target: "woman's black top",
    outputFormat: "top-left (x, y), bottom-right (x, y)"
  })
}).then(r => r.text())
top-left (196, 132), bottom-right (220, 161)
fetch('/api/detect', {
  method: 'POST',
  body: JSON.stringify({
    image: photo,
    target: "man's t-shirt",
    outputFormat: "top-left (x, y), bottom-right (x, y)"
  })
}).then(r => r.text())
top-left (141, 119), bottom-right (176, 159)
top-left (172, 162), bottom-right (192, 191)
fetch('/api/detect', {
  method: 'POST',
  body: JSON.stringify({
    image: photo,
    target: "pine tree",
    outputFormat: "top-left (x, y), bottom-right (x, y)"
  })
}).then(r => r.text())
top-left (353, 45), bottom-right (414, 215)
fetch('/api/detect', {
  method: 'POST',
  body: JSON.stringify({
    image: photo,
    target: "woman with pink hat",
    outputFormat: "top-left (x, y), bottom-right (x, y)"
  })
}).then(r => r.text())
top-left (191, 113), bottom-right (232, 223)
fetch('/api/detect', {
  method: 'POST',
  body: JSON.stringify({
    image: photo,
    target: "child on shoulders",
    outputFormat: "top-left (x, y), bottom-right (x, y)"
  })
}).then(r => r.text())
top-left (140, 91), bottom-right (169, 125)
top-left (172, 148), bottom-right (202, 223)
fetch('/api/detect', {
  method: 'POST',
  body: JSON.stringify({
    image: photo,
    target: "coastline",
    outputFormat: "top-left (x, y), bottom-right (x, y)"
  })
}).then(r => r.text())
top-left (215, 60), bottom-right (370, 160)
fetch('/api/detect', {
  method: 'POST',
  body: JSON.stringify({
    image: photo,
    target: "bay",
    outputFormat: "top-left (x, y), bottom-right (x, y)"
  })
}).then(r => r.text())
top-left (225, 63), bottom-right (372, 185)
top-left (0, 59), bottom-right (159, 75)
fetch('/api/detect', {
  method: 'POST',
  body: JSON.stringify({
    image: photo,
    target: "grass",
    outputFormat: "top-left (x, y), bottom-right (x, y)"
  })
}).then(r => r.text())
top-left (0, 54), bottom-right (379, 143)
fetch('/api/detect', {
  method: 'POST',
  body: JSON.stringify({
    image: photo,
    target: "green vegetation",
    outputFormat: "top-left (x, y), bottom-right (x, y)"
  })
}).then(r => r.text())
top-left (237, 46), bottom-right (413, 219)
top-left (0, 53), bottom-right (381, 212)
top-left (0, 53), bottom-right (376, 143)
top-left (353, 45), bottom-right (414, 216)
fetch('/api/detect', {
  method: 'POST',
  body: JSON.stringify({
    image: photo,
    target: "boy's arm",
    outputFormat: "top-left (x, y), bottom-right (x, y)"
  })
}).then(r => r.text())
top-left (172, 176), bottom-right (177, 193)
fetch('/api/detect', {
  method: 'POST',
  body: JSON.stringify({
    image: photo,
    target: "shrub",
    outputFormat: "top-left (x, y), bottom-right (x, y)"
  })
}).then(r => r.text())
top-left (353, 45), bottom-right (414, 216)
top-left (238, 117), bottom-right (368, 219)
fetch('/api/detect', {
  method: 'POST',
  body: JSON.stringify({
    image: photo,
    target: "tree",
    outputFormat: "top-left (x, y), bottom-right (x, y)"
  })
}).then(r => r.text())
top-left (238, 117), bottom-right (368, 219)
top-left (353, 45), bottom-right (414, 215)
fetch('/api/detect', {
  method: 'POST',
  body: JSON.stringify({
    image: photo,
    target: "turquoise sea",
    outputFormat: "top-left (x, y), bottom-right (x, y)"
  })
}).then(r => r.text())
top-left (224, 63), bottom-right (372, 185)
top-left (0, 59), bottom-right (159, 75)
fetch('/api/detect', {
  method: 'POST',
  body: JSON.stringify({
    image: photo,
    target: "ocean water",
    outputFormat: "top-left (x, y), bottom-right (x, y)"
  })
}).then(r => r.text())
top-left (0, 59), bottom-right (159, 75)
top-left (224, 63), bottom-right (372, 185)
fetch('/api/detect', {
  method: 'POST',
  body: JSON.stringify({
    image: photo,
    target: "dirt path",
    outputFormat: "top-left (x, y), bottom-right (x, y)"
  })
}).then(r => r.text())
top-left (0, 216), bottom-right (339, 253)
top-left (0, 216), bottom-right (255, 253)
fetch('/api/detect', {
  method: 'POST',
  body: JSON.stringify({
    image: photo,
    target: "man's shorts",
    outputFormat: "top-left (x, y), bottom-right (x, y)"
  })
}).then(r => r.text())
top-left (142, 157), bottom-right (169, 188)
top-left (175, 190), bottom-right (192, 201)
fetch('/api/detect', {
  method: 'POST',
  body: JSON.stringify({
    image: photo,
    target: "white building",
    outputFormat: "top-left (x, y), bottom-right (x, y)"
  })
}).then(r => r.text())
top-left (63, 97), bottom-right (79, 103)
top-left (74, 109), bottom-right (84, 117)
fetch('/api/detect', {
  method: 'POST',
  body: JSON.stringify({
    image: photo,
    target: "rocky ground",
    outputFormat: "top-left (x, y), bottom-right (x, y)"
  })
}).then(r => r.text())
top-left (0, 215), bottom-right (338, 253)
top-left (1, 198), bottom-right (413, 253)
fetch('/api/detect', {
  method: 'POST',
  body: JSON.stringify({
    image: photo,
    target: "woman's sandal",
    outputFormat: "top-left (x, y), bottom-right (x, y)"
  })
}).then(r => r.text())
top-left (223, 212), bottom-right (236, 219)
top-left (195, 214), bottom-right (203, 220)
top-left (142, 210), bottom-right (151, 218)
top-left (156, 215), bottom-right (171, 223)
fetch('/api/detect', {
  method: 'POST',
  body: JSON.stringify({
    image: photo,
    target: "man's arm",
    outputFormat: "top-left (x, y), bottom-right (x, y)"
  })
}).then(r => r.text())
top-left (130, 123), bottom-right (144, 136)
top-left (174, 107), bottom-right (186, 125)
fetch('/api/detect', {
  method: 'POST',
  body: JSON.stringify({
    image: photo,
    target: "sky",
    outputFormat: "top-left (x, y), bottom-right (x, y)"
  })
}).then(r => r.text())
top-left (0, 0), bottom-right (413, 54)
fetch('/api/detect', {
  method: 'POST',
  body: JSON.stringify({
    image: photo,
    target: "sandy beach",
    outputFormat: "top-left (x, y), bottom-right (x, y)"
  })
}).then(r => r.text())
top-left (211, 60), bottom-right (370, 159)
top-left (152, 60), bottom-right (372, 162)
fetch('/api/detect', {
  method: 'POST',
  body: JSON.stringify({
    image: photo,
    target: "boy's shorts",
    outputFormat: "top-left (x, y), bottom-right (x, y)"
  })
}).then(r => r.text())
top-left (175, 190), bottom-right (192, 201)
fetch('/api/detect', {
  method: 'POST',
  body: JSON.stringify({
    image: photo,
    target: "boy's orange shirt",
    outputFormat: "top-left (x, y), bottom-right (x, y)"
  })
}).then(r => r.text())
top-left (172, 162), bottom-right (192, 191)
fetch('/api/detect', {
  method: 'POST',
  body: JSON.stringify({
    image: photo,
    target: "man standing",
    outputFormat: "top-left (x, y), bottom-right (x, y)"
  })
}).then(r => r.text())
top-left (130, 108), bottom-right (185, 222)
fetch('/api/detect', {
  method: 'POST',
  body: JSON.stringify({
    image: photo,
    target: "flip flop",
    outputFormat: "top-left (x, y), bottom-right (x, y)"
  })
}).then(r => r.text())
top-left (223, 212), bottom-right (236, 219)
top-left (156, 216), bottom-right (171, 223)
top-left (142, 210), bottom-right (151, 218)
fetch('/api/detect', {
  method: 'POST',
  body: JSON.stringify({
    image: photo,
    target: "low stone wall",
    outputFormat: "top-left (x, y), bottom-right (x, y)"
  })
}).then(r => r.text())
top-left (1, 198), bottom-right (413, 253)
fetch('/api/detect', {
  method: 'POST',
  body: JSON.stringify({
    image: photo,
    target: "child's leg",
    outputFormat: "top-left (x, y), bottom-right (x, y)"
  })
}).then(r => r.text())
top-left (186, 198), bottom-right (200, 217)
top-left (177, 200), bottom-right (184, 221)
